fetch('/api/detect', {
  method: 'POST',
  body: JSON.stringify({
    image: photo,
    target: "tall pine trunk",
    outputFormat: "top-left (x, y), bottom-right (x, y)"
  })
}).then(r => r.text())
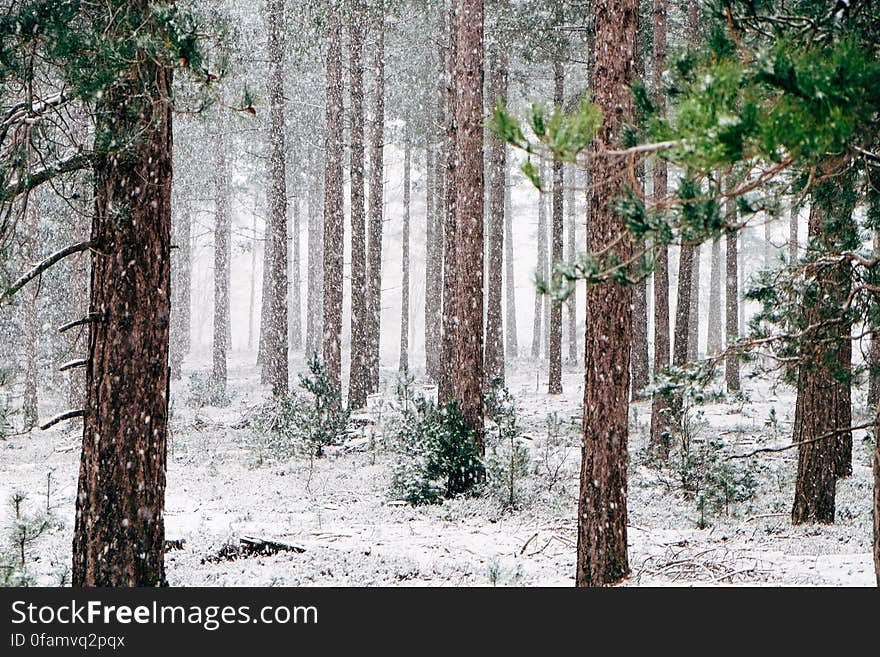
top-left (366, 8), bottom-right (386, 394)
top-left (687, 245), bottom-right (700, 361)
top-left (648, 0), bottom-right (670, 456)
top-left (263, 0), bottom-right (289, 396)
top-left (439, 3), bottom-right (457, 405)
top-left (322, 4), bottom-right (345, 395)
top-left (565, 164), bottom-right (578, 364)
top-left (792, 173), bottom-right (857, 523)
top-left (725, 188), bottom-right (741, 393)
top-left (73, 40), bottom-right (173, 587)
top-left (531, 174), bottom-right (547, 360)
top-left (290, 196), bottom-right (302, 351)
top-left (211, 132), bottom-right (230, 393)
top-left (484, 25), bottom-right (507, 386)
top-left (247, 210), bottom-right (257, 351)
top-left (504, 154), bottom-right (518, 358)
top-left (451, 0), bottom-right (484, 442)
top-left (306, 154), bottom-right (324, 358)
top-left (548, 60), bottom-right (564, 395)
top-left (348, 8), bottom-right (368, 408)
top-left (576, 0), bottom-right (637, 587)
top-left (706, 237), bottom-right (722, 355)
top-left (21, 199), bottom-right (38, 430)
top-left (399, 128), bottom-right (411, 374)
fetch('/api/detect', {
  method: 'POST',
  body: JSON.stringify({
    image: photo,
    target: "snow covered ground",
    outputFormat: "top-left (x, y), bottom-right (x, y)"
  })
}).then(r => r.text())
top-left (1, 350), bottom-right (875, 586)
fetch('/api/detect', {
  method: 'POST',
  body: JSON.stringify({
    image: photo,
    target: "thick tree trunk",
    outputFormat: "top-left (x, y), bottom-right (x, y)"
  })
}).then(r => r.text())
top-left (869, 222), bottom-right (880, 408)
top-left (725, 190), bottom-right (741, 393)
top-left (874, 415), bottom-right (879, 585)
top-left (322, 4), bottom-right (345, 394)
top-left (504, 154), bottom-right (518, 359)
top-left (576, 0), bottom-right (637, 587)
top-left (348, 9), bottom-right (369, 408)
top-left (484, 26), bottom-right (507, 387)
top-left (548, 60), bottom-right (564, 395)
top-left (674, 245), bottom-right (694, 371)
top-left (648, 0), bottom-right (670, 456)
top-left (366, 10), bottom-right (386, 394)
top-left (211, 133), bottom-right (230, 394)
top-left (706, 237), bottom-right (722, 355)
top-left (399, 129), bottom-right (411, 374)
top-left (792, 174), bottom-right (857, 523)
top-left (263, 0), bottom-right (289, 396)
top-left (451, 0), bottom-right (485, 442)
top-left (72, 51), bottom-right (173, 588)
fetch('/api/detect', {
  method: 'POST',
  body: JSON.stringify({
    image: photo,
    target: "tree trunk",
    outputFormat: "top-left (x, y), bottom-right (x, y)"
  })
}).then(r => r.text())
top-left (322, 4), bottom-right (345, 395)
top-left (451, 0), bottom-right (485, 443)
top-left (725, 190), bottom-right (741, 393)
top-left (576, 0), bottom-right (637, 587)
top-left (648, 0), bottom-right (670, 456)
top-left (565, 164), bottom-right (578, 364)
top-left (673, 245), bottom-right (694, 372)
top-left (706, 237), bottom-right (722, 355)
top-left (789, 202), bottom-right (799, 266)
top-left (531, 174), bottom-right (547, 360)
top-left (792, 174), bottom-right (857, 523)
top-left (874, 414), bottom-right (879, 585)
top-left (366, 9), bottom-right (386, 394)
top-left (868, 189), bottom-right (880, 408)
top-left (263, 0), bottom-right (289, 397)
top-left (348, 8), bottom-right (369, 408)
top-left (504, 153), bottom-right (518, 359)
top-left (246, 210), bottom-right (257, 351)
top-left (548, 60), bottom-right (564, 395)
top-left (73, 44), bottom-right (173, 588)
top-left (290, 196), bottom-right (302, 351)
top-left (22, 199), bottom-right (38, 431)
top-left (399, 128), bottom-right (411, 374)
top-left (424, 143), bottom-right (439, 377)
top-left (306, 154), bottom-right (324, 358)
top-left (687, 244), bottom-right (700, 361)
top-left (211, 132), bottom-right (230, 394)
top-left (484, 23), bottom-right (507, 387)
top-left (438, 3), bottom-right (457, 405)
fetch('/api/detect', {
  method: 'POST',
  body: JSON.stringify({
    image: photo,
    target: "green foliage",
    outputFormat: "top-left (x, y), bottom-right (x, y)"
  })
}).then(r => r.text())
top-left (1, 491), bottom-right (54, 587)
top-left (390, 395), bottom-right (484, 506)
top-left (484, 379), bottom-right (530, 509)
top-left (267, 355), bottom-right (350, 458)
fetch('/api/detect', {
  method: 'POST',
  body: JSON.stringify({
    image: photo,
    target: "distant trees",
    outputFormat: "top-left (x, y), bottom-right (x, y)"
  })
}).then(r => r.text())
top-left (211, 129), bottom-right (231, 395)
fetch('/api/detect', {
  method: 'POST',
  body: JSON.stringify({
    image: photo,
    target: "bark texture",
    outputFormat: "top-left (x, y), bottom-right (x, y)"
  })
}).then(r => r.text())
top-left (322, 5), bottom-right (345, 394)
top-left (348, 8), bottom-right (369, 408)
top-left (451, 0), bottom-right (485, 441)
top-left (263, 0), bottom-right (289, 396)
top-left (576, 0), bottom-right (637, 587)
top-left (73, 45), bottom-right (173, 587)
top-left (211, 131), bottom-right (230, 393)
top-left (548, 59), bottom-right (564, 395)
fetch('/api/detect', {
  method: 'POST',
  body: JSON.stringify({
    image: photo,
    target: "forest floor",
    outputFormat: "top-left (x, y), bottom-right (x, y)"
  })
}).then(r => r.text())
top-left (1, 351), bottom-right (875, 586)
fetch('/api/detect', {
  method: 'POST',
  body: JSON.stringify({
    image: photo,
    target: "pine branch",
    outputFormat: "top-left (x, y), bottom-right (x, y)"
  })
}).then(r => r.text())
top-left (0, 152), bottom-right (93, 203)
top-left (39, 410), bottom-right (85, 431)
top-left (0, 240), bottom-right (94, 306)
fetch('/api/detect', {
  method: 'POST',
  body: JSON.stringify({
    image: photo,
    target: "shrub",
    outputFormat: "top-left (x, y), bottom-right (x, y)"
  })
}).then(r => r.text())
top-left (259, 355), bottom-right (350, 458)
top-left (1, 492), bottom-right (53, 586)
top-left (186, 371), bottom-right (229, 408)
top-left (484, 380), bottom-right (530, 509)
top-left (390, 397), bottom-right (484, 505)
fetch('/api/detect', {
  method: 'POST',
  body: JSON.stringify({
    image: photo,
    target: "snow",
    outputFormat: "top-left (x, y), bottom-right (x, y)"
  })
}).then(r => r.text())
top-left (1, 350), bottom-right (874, 587)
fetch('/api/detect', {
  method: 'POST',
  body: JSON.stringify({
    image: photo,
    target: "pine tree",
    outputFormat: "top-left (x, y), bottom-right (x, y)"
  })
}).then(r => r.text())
top-left (322, 2), bottom-right (345, 396)
top-left (576, 0), bottom-right (637, 587)
top-left (348, 4), bottom-right (369, 409)
top-left (547, 59), bottom-right (564, 395)
top-left (211, 129), bottom-right (231, 395)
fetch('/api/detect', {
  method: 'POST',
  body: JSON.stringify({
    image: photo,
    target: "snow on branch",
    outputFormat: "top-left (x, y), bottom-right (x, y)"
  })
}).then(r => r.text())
top-left (0, 240), bottom-right (94, 306)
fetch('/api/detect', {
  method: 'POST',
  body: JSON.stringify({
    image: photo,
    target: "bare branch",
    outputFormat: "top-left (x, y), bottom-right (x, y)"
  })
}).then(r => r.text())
top-left (39, 409), bottom-right (85, 431)
top-left (0, 239), bottom-right (94, 306)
